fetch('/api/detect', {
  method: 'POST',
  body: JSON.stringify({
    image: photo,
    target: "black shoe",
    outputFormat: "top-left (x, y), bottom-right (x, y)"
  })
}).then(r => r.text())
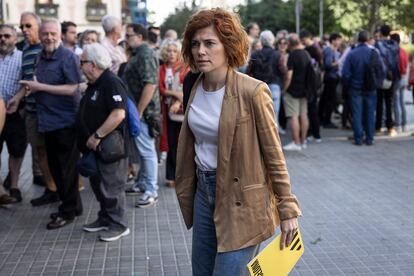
top-left (46, 216), bottom-right (74, 230)
top-left (50, 210), bottom-right (82, 220)
top-left (0, 194), bottom-right (17, 205)
top-left (30, 189), bottom-right (59, 206)
top-left (83, 219), bottom-right (110, 232)
top-left (33, 175), bottom-right (46, 187)
top-left (9, 188), bottom-right (22, 202)
top-left (99, 227), bottom-right (130, 242)
top-left (3, 173), bottom-right (10, 190)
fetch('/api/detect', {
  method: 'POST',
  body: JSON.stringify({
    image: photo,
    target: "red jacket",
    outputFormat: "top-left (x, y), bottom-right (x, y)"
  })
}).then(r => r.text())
top-left (399, 47), bottom-right (409, 75)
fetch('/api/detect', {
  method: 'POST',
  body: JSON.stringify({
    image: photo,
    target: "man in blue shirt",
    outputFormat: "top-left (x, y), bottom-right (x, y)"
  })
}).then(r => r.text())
top-left (20, 18), bottom-right (83, 229)
top-left (7, 12), bottom-right (59, 207)
top-left (342, 31), bottom-right (383, 145)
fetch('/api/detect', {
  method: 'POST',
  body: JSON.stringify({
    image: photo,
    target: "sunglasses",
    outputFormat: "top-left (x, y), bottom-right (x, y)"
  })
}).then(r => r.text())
top-left (125, 33), bottom-right (137, 39)
top-left (19, 24), bottom-right (32, 30)
top-left (0, 34), bottom-right (12, 39)
top-left (80, 60), bottom-right (92, 66)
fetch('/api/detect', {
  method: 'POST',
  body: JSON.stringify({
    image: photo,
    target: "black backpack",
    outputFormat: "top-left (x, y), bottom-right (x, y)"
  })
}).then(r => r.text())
top-left (247, 50), bottom-right (275, 83)
top-left (363, 49), bottom-right (380, 92)
top-left (304, 53), bottom-right (323, 100)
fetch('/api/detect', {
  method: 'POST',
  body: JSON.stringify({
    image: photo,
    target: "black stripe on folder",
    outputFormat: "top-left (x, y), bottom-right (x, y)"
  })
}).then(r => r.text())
top-left (292, 231), bottom-right (298, 241)
top-left (290, 238), bottom-right (301, 251)
top-left (297, 244), bottom-right (302, 251)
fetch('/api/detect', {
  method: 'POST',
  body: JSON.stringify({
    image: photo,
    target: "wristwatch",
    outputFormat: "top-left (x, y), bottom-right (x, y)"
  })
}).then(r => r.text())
top-left (94, 132), bottom-right (104, 139)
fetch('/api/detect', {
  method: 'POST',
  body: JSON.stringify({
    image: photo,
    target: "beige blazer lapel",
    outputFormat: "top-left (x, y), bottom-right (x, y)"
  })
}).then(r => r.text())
top-left (216, 69), bottom-right (238, 181)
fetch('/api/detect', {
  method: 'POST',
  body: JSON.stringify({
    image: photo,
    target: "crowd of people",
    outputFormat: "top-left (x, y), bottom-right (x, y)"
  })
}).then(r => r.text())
top-left (0, 12), bottom-right (187, 241)
top-left (246, 22), bottom-right (412, 149)
top-left (0, 7), bottom-right (412, 273)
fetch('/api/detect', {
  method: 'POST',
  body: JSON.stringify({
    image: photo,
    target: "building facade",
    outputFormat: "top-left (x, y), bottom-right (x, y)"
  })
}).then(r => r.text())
top-left (1, 0), bottom-right (123, 32)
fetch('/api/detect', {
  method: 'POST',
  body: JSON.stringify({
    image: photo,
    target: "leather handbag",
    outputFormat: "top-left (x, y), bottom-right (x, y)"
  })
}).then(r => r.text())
top-left (96, 130), bottom-right (126, 163)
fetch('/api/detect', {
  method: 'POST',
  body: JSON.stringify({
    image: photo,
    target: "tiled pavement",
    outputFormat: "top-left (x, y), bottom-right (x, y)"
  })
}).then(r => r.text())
top-left (1, 93), bottom-right (414, 275)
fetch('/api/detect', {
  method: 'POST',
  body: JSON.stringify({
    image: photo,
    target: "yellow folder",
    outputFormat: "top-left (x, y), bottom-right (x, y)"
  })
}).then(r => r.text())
top-left (247, 229), bottom-right (304, 276)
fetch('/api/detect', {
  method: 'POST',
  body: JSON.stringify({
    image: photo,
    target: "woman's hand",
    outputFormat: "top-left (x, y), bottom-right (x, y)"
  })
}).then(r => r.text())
top-left (280, 217), bottom-right (298, 250)
top-left (169, 100), bottom-right (181, 114)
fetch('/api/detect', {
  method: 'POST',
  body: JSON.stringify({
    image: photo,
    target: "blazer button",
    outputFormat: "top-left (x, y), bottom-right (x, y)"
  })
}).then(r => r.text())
top-left (233, 177), bottom-right (239, 183)
top-left (235, 201), bottom-right (242, 206)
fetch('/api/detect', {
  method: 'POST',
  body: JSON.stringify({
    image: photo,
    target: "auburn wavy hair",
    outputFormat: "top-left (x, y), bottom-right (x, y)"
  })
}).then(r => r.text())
top-left (181, 8), bottom-right (249, 71)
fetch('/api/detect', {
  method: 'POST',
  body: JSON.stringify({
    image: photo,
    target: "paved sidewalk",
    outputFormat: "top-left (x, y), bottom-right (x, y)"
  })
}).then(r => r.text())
top-left (1, 97), bottom-right (414, 275)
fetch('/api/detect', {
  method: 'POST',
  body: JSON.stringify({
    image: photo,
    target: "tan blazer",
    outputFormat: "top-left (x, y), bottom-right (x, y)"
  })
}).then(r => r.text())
top-left (175, 69), bottom-right (301, 252)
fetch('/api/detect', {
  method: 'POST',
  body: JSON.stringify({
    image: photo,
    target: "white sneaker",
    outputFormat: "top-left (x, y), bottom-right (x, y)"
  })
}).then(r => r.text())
top-left (301, 141), bottom-right (307, 149)
top-left (278, 128), bottom-right (286, 135)
top-left (283, 142), bottom-right (302, 151)
top-left (315, 138), bottom-right (322, 143)
top-left (159, 151), bottom-right (167, 163)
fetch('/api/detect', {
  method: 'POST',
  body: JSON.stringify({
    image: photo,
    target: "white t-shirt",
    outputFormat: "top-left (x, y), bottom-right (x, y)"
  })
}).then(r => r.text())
top-left (165, 68), bottom-right (174, 90)
top-left (188, 82), bottom-right (225, 170)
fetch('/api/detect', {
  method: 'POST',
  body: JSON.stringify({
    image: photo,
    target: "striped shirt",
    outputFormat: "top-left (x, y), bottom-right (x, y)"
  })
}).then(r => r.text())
top-left (0, 48), bottom-right (22, 104)
top-left (22, 43), bottom-right (43, 114)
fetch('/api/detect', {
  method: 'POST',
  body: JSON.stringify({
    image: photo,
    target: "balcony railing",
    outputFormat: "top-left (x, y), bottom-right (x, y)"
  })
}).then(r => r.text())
top-left (86, 3), bottom-right (107, 22)
top-left (35, 3), bottom-right (59, 18)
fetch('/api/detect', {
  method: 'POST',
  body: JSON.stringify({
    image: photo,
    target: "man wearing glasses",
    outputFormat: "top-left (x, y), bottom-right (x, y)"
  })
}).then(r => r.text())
top-left (20, 18), bottom-right (83, 230)
top-left (7, 12), bottom-right (59, 208)
top-left (0, 25), bottom-right (26, 203)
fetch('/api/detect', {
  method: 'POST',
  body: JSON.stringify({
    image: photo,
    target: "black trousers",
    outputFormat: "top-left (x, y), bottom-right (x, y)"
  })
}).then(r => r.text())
top-left (45, 127), bottom-right (82, 219)
top-left (278, 95), bottom-right (287, 130)
top-left (90, 157), bottom-right (128, 228)
top-left (307, 95), bottom-right (321, 139)
top-left (341, 85), bottom-right (352, 128)
top-left (319, 77), bottom-right (338, 125)
top-left (376, 87), bottom-right (394, 130)
top-left (166, 116), bottom-right (182, 181)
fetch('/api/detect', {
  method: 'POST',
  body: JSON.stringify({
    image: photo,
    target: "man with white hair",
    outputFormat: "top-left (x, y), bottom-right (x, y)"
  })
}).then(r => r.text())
top-left (100, 15), bottom-right (126, 74)
top-left (7, 12), bottom-right (59, 206)
top-left (20, 18), bottom-right (83, 230)
top-left (78, 43), bottom-right (130, 241)
top-left (247, 30), bottom-right (283, 126)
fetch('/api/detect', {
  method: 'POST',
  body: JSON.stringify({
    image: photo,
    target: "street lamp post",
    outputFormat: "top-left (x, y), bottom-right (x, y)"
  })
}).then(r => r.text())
top-left (319, 0), bottom-right (323, 40)
top-left (295, 0), bottom-right (300, 34)
top-left (282, 0), bottom-right (301, 33)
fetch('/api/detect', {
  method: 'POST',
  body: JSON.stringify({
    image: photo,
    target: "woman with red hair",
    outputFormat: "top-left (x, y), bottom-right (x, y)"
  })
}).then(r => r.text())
top-left (159, 39), bottom-right (189, 187)
top-left (175, 8), bottom-right (301, 274)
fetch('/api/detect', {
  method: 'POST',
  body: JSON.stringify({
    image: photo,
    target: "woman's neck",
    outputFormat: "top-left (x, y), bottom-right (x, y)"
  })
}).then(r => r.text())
top-left (202, 66), bottom-right (228, 91)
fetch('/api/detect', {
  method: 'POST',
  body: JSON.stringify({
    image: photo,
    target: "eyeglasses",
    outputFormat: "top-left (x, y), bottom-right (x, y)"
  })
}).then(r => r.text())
top-left (0, 34), bottom-right (12, 39)
top-left (19, 24), bottom-right (32, 30)
top-left (80, 60), bottom-right (92, 66)
top-left (279, 42), bottom-right (288, 45)
top-left (125, 33), bottom-right (137, 39)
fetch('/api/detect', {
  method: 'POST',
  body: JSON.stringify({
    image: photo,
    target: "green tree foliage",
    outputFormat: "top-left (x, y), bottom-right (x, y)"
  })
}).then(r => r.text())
top-left (160, 1), bottom-right (197, 38)
top-left (327, 0), bottom-right (414, 34)
top-left (236, 0), bottom-right (340, 36)
top-left (160, 0), bottom-right (414, 39)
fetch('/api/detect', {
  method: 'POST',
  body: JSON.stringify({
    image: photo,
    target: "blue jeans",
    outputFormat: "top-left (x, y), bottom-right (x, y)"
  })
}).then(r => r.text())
top-left (351, 89), bottom-right (377, 144)
top-left (269, 83), bottom-right (281, 125)
top-left (394, 80), bottom-right (407, 127)
top-left (133, 120), bottom-right (158, 196)
top-left (192, 168), bottom-right (260, 276)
